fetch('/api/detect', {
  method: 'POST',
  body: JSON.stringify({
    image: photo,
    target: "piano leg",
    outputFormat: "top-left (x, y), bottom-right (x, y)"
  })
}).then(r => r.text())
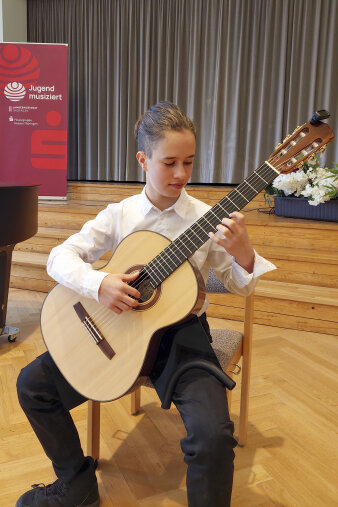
top-left (0, 245), bottom-right (19, 342)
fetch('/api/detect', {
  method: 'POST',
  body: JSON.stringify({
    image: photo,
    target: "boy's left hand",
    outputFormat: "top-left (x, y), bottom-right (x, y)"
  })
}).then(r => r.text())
top-left (208, 212), bottom-right (255, 273)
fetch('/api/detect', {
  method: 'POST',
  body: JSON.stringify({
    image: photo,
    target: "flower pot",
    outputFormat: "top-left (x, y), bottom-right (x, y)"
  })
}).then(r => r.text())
top-left (273, 196), bottom-right (338, 222)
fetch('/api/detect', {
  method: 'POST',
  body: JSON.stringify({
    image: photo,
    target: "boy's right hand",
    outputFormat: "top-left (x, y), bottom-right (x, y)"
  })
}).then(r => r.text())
top-left (98, 272), bottom-right (140, 314)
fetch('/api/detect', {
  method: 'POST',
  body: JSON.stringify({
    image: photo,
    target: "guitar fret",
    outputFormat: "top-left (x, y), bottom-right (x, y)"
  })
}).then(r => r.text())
top-left (174, 240), bottom-right (191, 258)
top-left (150, 258), bottom-right (170, 278)
top-left (190, 222), bottom-right (206, 239)
top-left (210, 208), bottom-right (225, 221)
top-left (233, 188), bottom-right (249, 202)
top-left (158, 251), bottom-right (177, 272)
top-left (216, 202), bottom-right (236, 217)
top-left (149, 256), bottom-right (167, 275)
top-left (177, 223), bottom-right (208, 252)
top-left (192, 209), bottom-right (219, 240)
top-left (243, 179), bottom-right (257, 192)
top-left (148, 255), bottom-right (169, 277)
top-left (212, 200), bottom-right (237, 220)
top-left (187, 224), bottom-right (201, 246)
top-left (167, 251), bottom-right (180, 268)
top-left (207, 207), bottom-right (225, 222)
top-left (171, 243), bottom-right (187, 261)
top-left (265, 160), bottom-right (280, 175)
top-left (249, 173), bottom-right (264, 186)
top-left (250, 173), bottom-right (270, 191)
top-left (199, 214), bottom-right (215, 228)
top-left (145, 266), bottom-right (162, 286)
top-left (225, 194), bottom-right (241, 209)
top-left (167, 245), bottom-right (182, 263)
top-left (175, 236), bottom-right (195, 254)
top-left (160, 242), bottom-right (190, 274)
top-left (255, 171), bottom-right (269, 184)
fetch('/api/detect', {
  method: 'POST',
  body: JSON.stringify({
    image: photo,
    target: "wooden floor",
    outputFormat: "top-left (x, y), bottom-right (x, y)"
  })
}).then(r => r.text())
top-left (0, 288), bottom-right (337, 506)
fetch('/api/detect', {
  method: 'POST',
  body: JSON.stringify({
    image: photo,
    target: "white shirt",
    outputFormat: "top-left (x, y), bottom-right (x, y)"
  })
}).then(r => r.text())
top-left (47, 188), bottom-right (276, 314)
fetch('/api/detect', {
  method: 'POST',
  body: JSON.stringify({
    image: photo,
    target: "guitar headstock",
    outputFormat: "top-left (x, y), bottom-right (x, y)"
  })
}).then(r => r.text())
top-left (268, 113), bottom-right (334, 174)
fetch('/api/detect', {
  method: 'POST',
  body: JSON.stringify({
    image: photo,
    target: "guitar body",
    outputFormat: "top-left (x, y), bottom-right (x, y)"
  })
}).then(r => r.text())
top-left (41, 230), bottom-right (205, 402)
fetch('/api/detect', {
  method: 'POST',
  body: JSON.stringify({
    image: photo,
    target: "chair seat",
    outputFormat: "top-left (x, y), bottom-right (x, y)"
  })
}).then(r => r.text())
top-left (210, 328), bottom-right (243, 368)
top-left (142, 329), bottom-right (243, 389)
top-left (87, 270), bottom-right (253, 463)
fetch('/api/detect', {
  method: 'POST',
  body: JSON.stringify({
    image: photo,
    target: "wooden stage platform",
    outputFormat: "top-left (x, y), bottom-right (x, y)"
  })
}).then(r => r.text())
top-left (10, 182), bottom-right (338, 335)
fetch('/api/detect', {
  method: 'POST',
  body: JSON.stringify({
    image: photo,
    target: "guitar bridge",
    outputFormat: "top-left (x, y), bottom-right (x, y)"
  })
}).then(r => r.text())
top-left (73, 302), bottom-right (115, 360)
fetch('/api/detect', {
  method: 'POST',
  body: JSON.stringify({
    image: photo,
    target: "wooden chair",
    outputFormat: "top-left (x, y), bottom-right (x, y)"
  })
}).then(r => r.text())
top-left (87, 270), bottom-right (254, 461)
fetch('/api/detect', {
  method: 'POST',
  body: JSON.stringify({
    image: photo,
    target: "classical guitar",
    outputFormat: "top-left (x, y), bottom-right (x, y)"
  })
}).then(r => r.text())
top-left (41, 112), bottom-right (334, 401)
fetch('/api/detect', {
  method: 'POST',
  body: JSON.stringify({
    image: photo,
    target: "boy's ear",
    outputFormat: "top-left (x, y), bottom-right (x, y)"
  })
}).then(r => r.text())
top-left (136, 151), bottom-right (147, 172)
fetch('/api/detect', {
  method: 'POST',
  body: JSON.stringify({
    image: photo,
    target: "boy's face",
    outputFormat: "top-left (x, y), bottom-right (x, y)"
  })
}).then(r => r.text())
top-left (137, 129), bottom-right (195, 210)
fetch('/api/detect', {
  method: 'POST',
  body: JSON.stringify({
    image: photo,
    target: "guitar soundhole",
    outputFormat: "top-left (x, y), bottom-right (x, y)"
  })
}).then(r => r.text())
top-left (138, 278), bottom-right (155, 303)
top-left (125, 265), bottom-right (161, 310)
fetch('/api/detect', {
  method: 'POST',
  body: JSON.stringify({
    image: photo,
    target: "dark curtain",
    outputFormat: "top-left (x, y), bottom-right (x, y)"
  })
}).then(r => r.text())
top-left (27, 0), bottom-right (338, 183)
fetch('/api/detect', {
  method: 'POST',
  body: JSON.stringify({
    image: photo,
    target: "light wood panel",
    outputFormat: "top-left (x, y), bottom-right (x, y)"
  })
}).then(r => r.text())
top-left (67, 181), bottom-right (268, 210)
top-left (9, 181), bottom-right (338, 334)
top-left (1, 288), bottom-right (337, 506)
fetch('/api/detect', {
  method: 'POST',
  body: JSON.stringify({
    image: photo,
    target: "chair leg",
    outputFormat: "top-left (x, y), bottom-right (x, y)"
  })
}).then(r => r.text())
top-left (238, 293), bottom-right (254, 447)
top-left (87, 400), bottom-right (100, 462)
top-left (238, 355), bottom-right (250, 446)
top-left (131, 387), bottom-right (141, 414)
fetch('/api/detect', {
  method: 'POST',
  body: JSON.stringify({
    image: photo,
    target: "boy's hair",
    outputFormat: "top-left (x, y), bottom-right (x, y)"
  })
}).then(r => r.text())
top-left (134, 101), bottom-right (196, 157)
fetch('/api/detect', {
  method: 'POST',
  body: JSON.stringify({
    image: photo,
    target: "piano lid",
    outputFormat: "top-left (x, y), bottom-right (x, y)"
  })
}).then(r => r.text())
top-left (0, 184), bottom-right (39, 247)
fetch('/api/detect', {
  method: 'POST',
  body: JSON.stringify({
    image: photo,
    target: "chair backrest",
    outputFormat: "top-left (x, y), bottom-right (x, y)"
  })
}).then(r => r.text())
top-left (205, 268), bottom-right (229, 294)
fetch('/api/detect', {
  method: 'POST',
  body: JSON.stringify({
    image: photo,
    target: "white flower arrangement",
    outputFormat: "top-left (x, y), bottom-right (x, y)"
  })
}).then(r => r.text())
top-left (266, 156), bottom-right (338, 206)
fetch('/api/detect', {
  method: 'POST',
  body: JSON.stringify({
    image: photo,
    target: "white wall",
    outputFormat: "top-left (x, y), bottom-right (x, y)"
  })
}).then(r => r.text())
top-left (1, 0), bottom-right (27, 42)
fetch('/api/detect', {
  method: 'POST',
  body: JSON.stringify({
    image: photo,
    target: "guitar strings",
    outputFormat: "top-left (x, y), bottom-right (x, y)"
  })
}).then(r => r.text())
top-left (128, 154), bottom-right (301, 288)
top-left (88, 160), bottom-right (279, 326)
top-left (135, 160), bottom-right (278, 286)
top-left (89, 170), bottom-right (260, 326)
top-left (87, 153), bottom-right (304, 326)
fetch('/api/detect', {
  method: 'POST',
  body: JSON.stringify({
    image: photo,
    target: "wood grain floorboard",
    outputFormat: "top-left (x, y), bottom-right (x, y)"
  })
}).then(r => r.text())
top-left (0, 289), bottom-right (337, 506)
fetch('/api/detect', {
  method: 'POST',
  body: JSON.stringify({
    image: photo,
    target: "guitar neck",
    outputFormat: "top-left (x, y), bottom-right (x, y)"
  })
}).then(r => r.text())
top-left (144, 162), bottom-right (279, 287)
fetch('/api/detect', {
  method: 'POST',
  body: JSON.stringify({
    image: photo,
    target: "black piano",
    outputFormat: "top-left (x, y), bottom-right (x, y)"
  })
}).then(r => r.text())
top-left (0, 183), bottom-right (39, 341)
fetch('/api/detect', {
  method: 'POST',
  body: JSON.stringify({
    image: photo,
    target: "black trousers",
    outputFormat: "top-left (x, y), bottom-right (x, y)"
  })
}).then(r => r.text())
top-left (17, 317), bottom-right (237, 507)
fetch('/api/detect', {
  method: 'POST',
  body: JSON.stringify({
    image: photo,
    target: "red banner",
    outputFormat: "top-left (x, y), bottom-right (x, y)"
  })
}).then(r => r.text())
top-left (0, 43), bottom-right (68, 198)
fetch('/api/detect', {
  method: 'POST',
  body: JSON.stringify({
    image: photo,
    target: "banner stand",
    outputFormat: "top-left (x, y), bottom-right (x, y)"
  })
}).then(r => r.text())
top-left (0, 42), bottom-right (68, 199)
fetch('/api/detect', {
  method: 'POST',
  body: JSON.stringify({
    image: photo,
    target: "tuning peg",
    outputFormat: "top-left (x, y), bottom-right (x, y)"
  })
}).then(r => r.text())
top-left (319, 144), bottom-right (327, 153)
top-left (275, 142), bottom-right (283, 150)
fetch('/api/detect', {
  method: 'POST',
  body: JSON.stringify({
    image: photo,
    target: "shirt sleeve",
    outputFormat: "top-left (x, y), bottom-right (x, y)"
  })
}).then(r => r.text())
top-left (47, 204), bottom-right (121, 301)
top-left (207, 242), bottom-right (276, 296)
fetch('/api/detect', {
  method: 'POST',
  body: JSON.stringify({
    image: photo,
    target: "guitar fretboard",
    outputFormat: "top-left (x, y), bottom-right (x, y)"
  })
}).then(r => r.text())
top-left (144, 162), bottom-right (279, 287)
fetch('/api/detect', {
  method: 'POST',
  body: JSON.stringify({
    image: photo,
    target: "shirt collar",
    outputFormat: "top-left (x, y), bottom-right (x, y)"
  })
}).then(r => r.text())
top-left (139, 186), bottom-right (190, 219)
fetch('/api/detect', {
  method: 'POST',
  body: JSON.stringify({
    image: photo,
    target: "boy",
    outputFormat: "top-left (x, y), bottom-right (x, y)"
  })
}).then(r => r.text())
top-left (16, 102), bottom-right (275, 506)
